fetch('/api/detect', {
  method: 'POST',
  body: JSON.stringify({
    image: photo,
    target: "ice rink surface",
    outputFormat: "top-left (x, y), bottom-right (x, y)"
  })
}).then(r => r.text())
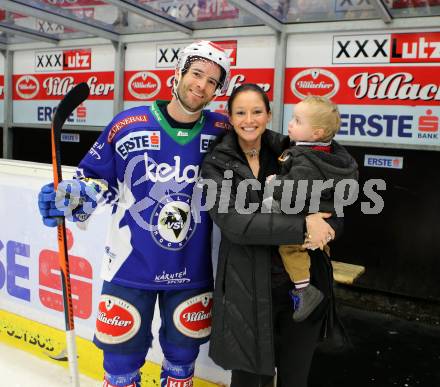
top-left (2, 304), bottom-right (439, 387)
top-left (0, 342), bottom-right (101, 387)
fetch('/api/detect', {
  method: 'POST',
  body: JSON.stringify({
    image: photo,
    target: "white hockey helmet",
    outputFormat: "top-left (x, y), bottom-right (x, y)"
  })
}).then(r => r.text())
top-left (176, 40), bottom-right (231, 95)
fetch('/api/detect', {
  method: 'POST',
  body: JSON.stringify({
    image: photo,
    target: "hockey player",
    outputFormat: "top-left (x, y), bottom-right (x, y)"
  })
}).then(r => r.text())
top-left (37, 40), bottom-right (231, 387)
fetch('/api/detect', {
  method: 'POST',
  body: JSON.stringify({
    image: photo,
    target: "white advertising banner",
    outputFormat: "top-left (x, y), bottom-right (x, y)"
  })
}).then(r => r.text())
top-left (0, 161), bottom-right (230, 384)
top-left (284, 30), bottom-right (440, 147)
top-left (12, 45), bottom-right (115, 126)
top-left (124, 36), bottom-right (276, 114)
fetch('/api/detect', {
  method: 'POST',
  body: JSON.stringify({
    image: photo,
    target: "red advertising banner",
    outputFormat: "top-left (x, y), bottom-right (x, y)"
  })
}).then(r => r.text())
top-left (124, 68), bottom-right (274, 102)
top-left (392, 0), bottom-right (440, 8)
top-left (41, 0), bottom-right (106, 6)
top-left (215, 40), bottom-right (237, 66)
top-left (390, 32), bottom-right (440, 63)
top-left (196, 1), bottom-right (239, 21)
top-left (285, 66), bottom-right (440, 105)
top-left (0, 75), bottom-right (4, 100)
top-left (13, 72), bottom-right (114, 100)
top-left (35, 49), bottom-right (92, 72)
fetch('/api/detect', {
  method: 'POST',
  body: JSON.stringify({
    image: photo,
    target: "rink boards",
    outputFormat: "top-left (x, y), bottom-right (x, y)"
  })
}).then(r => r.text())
top-left (0, 159), bottom-right (228, 386)
top-left (0, 309), bottom-right (206, 386)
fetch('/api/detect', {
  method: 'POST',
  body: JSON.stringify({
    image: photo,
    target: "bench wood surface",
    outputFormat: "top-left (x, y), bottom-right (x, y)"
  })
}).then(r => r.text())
top-left (331, 260), bottom-right (365, 285)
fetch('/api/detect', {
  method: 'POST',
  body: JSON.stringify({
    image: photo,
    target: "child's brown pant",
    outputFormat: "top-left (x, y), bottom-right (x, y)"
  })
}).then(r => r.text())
top-left (279, 244), bottom-right (311, 283)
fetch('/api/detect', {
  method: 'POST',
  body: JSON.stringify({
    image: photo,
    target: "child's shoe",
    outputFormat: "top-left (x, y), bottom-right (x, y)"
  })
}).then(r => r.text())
top-left (289, 284), bottom-right (324, 322)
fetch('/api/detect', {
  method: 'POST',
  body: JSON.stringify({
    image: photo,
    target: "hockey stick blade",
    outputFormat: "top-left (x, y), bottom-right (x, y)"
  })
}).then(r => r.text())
top-left (52, 82), bottom-right (90, 179)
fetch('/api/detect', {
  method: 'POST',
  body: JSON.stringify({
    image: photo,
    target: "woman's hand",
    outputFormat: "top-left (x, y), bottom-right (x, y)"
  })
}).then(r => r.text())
top-left (266, 174), bottom-right (276, 183)
top-left (302, 212), bottom-right (335, 251)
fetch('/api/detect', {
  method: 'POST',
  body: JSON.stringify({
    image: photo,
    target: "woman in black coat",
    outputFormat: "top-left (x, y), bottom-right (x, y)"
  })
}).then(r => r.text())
top-left (200, 84), bottom-right (343, 387)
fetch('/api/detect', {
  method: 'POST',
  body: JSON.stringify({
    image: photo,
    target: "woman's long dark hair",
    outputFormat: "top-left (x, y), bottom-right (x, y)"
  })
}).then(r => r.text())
top-left (227, 83), bottom-right (271, 115)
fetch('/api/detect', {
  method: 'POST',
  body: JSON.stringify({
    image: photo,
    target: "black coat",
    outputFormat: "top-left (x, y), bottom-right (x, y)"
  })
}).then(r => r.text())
top-left (200, 129), bottom-right (343, 375)
top-left (272, 141), bottom-right (359, 214)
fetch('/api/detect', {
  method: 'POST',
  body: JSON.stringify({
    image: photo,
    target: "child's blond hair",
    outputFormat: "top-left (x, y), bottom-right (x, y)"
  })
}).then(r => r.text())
top-left (301, 95), bottom-right (340, 142)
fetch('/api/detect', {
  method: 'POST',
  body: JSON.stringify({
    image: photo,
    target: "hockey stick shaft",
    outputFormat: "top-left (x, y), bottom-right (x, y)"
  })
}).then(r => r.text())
top-left (50, 82), bottom-right (90, 387)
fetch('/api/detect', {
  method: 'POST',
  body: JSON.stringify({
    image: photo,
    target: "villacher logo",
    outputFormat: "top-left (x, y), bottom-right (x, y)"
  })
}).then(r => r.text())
top-left (95, 295), bottom-right (141, 345)
top-left (128, 71), bottom-right (161, 100)
top-left (291, 68), bottom-right (339, 99)
top-left (173, 292), bottom-right (213, 339)
top-left (15, 75), bottom-right (40, 99)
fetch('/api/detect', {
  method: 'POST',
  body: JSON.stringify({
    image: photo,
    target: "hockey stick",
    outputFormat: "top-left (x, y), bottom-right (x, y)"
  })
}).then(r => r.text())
top-left (50, 82), bottom-right (90, 387)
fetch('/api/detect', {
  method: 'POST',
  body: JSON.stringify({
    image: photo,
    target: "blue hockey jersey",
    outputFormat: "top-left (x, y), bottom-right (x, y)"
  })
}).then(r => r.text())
top-left (76, 101), bottom-right (228, 290)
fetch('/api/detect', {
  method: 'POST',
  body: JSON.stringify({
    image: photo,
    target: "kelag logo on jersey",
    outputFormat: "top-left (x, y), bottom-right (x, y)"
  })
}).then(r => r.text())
top-left (150, 193), bottom-right (196, 250)
top-left (115, 131), bottom-right (161, 159)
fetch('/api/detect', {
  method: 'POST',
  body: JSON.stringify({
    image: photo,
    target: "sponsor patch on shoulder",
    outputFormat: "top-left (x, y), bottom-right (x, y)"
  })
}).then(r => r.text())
top-left (214, 121), bottom-right (232, 130)
top-left (200, 134), bottom-right (217, 153)
top-left (173, 292), bottom-right (213, 339)
top-left (107, 114), bottom-right (149, 143)
top-left (95, 295), bottom-right (141, 344)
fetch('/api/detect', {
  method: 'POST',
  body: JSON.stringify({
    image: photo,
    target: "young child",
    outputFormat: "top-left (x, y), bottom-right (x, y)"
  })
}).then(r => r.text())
top-left (265, 95), bottom-right (358, 322)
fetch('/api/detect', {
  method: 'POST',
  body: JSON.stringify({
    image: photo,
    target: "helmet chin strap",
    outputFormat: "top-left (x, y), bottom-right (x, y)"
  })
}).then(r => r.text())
top-left (172, 71), bottom-right (217, 116)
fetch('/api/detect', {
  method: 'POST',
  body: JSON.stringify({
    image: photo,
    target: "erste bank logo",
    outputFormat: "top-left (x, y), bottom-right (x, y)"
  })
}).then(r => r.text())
top-left (200, 134), bottom-right (217, 153)
top-left (115, 131), bottom-right (161, 159)
top-left (364, 155), bottom-right (403, 169)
